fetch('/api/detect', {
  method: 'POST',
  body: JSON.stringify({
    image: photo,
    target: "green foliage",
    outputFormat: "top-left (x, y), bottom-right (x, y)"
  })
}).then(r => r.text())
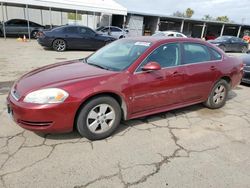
top-left (202, 14), bottom-right (214, 21)
top-left (216, 16), bottom-right (230, 22)
top-left (68, 13), bottom-right (82, 20)
top-left (173, 8), bottom-right (194, 18)
top-left (185, 8), bottom-right (194, 18)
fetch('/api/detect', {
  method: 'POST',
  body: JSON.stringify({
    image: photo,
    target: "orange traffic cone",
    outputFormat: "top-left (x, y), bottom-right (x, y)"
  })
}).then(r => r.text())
top-left (22, 35), bottom-right (27, 42)
top-left (17, 37), bottom-right (22, 42)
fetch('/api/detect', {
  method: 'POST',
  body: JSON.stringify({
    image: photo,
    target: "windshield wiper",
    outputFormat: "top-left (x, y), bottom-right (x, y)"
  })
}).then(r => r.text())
top-left (87, 62), bottom-right (110, 70)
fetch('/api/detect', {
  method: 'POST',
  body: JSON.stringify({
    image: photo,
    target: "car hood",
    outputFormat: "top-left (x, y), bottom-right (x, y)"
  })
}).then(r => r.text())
top-left (14, 59), bottom-right (116, 96)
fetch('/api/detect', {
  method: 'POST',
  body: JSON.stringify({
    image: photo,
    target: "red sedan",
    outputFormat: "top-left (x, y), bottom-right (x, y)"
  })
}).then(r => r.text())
top-left (7, 37), bottom-right (243, 140)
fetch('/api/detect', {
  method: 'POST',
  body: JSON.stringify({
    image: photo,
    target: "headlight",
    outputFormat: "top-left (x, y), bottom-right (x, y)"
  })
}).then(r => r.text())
top-left (23, 88), bottom-right (69, 104)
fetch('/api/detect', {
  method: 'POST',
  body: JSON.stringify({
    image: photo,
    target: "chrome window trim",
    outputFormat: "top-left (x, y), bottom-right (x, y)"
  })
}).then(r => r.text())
top-left (134, 42), bottom-right (224, 75)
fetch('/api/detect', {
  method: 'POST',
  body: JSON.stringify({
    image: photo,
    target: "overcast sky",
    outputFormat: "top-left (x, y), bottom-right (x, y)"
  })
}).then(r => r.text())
top-left (116, 0), bottom-right (249, 24)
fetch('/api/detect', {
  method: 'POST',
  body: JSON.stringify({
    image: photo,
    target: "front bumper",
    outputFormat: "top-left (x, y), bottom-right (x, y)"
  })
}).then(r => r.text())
top-left (6, 94), bottom-right (79, 133)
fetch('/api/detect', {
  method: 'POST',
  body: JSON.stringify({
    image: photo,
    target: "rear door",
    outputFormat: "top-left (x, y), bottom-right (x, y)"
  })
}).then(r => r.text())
top-left (181, 43), bottom-right (221, 102)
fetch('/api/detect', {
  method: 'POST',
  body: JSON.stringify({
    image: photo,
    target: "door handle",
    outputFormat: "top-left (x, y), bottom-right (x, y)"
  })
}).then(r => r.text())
top-left (171, 71), bottom-right (182, 76)
top-left (210, 66), bottom-right (216, 71)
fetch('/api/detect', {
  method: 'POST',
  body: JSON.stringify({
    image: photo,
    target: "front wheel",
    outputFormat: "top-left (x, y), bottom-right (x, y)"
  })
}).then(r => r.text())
top-left (52, 39), bottom-right (67, 51)
top-left (219, 45), bottom-right (226, 52)
top-left (203, 80), bottom-right (229, 109)
top-left (76, 96), bottom-right (121, 140)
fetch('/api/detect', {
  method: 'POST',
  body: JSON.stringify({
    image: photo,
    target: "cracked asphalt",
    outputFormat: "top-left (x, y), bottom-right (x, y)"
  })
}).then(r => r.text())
top-left (0, 39), bottom-right (250, 188)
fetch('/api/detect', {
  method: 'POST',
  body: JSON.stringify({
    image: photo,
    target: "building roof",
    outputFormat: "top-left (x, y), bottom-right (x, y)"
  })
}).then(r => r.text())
top-left (1, 0), bottom-right (127, 15)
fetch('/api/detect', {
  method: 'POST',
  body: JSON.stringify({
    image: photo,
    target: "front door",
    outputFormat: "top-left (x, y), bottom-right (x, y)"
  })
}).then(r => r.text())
top-left (130, 43), bottom-right (185, 114)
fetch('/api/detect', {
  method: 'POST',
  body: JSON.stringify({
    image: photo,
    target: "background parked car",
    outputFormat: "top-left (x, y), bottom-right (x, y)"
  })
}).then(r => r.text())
top-left (96, 26), bottom-right (128, 39)
top-left (0, 19), bottom-right (44, 38)
top-left (208, 36), bottom-right (248, 53)
top-left (152, 31), bottom-right (187, 38)
top-left (239, 54), bottom-right (250, 84)
top-left (37, 25), bottom-right (116, 51)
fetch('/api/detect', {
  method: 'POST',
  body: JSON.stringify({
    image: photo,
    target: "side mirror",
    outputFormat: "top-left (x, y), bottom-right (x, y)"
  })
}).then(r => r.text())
top-left (142, 62), bottom-right (161, 71)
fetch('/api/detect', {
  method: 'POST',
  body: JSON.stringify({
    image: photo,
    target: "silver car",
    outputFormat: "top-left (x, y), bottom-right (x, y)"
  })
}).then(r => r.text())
top-left (96, 26), bottom-right (128, 39)
top-left (0, 19), bottom-right (44, 38)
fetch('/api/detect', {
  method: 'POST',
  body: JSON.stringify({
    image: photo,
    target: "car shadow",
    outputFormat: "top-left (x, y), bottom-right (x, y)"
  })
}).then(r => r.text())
top-left (34, 90), bottom-right (238, 141)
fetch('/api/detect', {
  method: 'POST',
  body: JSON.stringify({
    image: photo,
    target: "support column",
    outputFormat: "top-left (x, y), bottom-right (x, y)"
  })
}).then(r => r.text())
top-left (5, 5), bottom-right (8, 20)
top-left (25, 4), bottom-right (31, 41)
top-left (49, 7), bottom-right (52, 28)
top-left (180, 20), bottom-right (184, 33)
top-left (40, 9), bottom-right (43, 25)
top-left (93, 12), bottom-right (96, 29)
top-left (220, 24), bottom-right (225, 36)
top-left (1, 2), bottom-right (6, 39)
top-left (237, 26), bottom-right (242, 38)
top-left (60, 10), bottom-right (63, 25)
top-left (75, 10), bottom-right (77, 24)
top-left (201, 22), bottom-right (206, 39)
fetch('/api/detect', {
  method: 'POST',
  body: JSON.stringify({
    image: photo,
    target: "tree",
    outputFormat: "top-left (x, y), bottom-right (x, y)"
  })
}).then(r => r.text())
top-left (173, 11), bottom-right (185, 18)
top-left (216, 16), bottom-right (230, 22)
top-left (173, 8), bottom-right (194, 18)
top-left (202, 14), bottom-right (213, 21)
top-left (185, 8), bottom-right (194, 18)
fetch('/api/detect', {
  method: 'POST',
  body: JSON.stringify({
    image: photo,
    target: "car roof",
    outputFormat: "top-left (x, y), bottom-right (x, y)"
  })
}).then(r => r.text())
top-left (123, 36), bottom-right (205, 44)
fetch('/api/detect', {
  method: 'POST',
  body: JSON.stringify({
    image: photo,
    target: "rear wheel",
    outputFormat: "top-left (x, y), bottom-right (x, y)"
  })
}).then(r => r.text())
top-left (31, 30), bottom-right (39, 39)
top-left (204, 80), bottom-right (229, 109)
top-left (242, 46), bottom-right (248, 53)
top-left (76, 96), bottom-right (121, 140)
top-left (52, 39), bottom-right (67, 51)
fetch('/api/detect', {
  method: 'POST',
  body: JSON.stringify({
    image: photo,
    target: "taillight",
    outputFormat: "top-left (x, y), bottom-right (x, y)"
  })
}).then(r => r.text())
top-left (37, 31), bottom-right (45, 38)
top-left (240, 63), bottom-right (245, 71)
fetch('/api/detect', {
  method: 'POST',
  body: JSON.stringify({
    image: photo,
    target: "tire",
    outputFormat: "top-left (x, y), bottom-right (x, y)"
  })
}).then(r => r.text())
top-left (219, 45), bottom-right (226, 52)
top-left (31, 30), bottom-right (39, 39)
top-left (203, 80), bottom-right (229, 109)
top-left (241, 46), bottom-right (248, 53)
top-left (52, 39), bottom-right (67, 52)
top-left (119, 35), bottom-right (124, 39)
top-left (76, 96), bottom-right (121, 140)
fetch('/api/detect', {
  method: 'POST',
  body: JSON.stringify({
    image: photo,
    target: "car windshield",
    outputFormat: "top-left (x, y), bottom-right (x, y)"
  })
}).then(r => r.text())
top-left (96, 26), bottom-right (105, 31)
top-left (86, 40), bottom-right (152, 71)
top-left (215, 36), bottom-right (231, 42)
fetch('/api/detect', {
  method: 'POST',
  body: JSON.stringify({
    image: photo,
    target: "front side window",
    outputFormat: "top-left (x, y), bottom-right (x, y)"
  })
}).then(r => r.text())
top-left (111, 27), bottom-right (121, 32)
top-left (86, 40), bottom-right (151, 71)
top-left (137, 43), bottom-right (180, 71)
top-left (183, 43), bottom-right (211, 64)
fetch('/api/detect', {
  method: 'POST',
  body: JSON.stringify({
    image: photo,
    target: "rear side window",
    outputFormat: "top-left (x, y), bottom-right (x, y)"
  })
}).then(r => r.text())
top-left (176, 34), bottom-right (184, 37)
top-left (183, 43), bottom-right (211, 64)
top-left (64, 27), bottom-right (78, 33)
top-left (209, 48), bottom-right (222, 60)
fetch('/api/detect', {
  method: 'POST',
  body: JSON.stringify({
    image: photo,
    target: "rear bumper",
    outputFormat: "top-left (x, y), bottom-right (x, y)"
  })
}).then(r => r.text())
top-left (242, 70), bottom-right (250, 84)
top-left (37, 37), bottom-right (53, 47)
top-left (6, 94), bottom-right (79, 133)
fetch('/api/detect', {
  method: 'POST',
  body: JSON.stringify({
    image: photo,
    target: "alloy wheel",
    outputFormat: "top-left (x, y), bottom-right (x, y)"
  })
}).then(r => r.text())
top-left (213, 85), bottom-right (226, 104)
top-left (54, 39), bottom-right (66, 51)
top-left (86, 104), bottom-right (115, 134)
